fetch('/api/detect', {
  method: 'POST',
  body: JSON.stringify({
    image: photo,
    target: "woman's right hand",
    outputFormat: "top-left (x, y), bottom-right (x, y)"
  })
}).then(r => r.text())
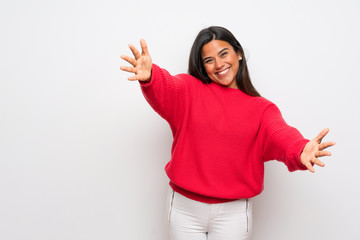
top-left (120, 39), bottom-right (152, 82)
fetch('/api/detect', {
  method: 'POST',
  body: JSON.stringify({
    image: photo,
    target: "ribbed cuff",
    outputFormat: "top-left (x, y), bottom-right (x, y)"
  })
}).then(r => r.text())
top-left (287, 138), bottom-right (310, 171)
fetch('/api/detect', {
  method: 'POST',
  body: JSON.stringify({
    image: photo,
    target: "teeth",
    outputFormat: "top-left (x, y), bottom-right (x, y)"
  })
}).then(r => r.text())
top-left (217, 68), bottom-right (229, 75)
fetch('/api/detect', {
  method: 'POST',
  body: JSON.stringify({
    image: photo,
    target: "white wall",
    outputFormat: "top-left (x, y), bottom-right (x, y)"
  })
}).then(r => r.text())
top-left (1, 0), bottom-right (359, 239)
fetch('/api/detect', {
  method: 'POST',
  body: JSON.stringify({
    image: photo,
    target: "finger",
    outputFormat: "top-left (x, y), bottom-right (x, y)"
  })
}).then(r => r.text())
top-left (128, 44), bottom-right (141, 60)
top-left (128, 75), bottom-right (141, 81)
top-left (315, 151), bottom-right (331, 158)
top-left (140, 39), bottom-right (149, 55)
top-left (312, 157), bottom-right (325, 167)
top-left (121, 55), bottom-right (137, 67)
top-left (120, 65), bottom-right (137, 73)
top-left (313, 128), bottom-right (330, 143)
top-left (304, 162), bottom-right (315, 173)
top-left (319, 141), bottom-right (336, 151)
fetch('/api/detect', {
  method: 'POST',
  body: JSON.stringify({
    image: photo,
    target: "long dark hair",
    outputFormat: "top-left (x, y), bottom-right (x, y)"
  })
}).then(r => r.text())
top-left (188, 26), bottom-right (261, 97)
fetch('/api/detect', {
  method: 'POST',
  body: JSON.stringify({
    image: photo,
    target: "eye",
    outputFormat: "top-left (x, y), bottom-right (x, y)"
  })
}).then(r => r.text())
top-left (221, 52), bottom-right (228, 57)
top-left (204, 59), bottom-right (213, 64)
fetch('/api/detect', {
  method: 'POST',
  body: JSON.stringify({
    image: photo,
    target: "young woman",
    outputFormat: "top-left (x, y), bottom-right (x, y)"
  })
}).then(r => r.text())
top-left (120, 26), bottom-right (335, 240)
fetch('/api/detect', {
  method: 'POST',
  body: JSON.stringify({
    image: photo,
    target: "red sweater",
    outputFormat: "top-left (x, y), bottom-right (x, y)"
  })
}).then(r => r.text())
top-left (140, 64), bottom-right (309, 203)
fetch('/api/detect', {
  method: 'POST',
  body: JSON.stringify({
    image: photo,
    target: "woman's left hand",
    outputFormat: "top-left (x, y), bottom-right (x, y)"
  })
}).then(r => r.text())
top-left (300, 128), bottom-right (336, 173)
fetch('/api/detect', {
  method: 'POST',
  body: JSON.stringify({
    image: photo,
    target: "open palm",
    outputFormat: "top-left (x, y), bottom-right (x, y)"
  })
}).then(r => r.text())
top-left (300, 128), bottom-right (335, 173)
top-left (120, 39), bottom-right (152, 82)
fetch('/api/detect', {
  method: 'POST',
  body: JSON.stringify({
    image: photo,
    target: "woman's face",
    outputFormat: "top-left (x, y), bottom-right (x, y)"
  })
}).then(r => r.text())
top-left (201, 40), bottom-right (242, 89)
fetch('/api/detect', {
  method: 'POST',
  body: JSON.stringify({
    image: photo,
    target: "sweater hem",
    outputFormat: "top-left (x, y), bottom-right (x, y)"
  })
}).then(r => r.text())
top-left (169, 182), bottom-right (238, 204)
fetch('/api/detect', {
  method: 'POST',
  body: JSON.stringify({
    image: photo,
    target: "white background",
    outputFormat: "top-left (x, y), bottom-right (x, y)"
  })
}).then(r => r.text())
top-left (1, 0), bottom-right (359, 239)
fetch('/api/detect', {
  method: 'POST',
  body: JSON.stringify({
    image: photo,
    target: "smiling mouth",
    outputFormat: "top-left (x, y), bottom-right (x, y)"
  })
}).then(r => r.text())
top-left (216, 67), bottom-right (230, 76)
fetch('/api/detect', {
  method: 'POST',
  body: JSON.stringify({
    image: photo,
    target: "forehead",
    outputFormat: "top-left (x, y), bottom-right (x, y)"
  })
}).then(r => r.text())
top-left (201, 40), bottom-right (233, 57)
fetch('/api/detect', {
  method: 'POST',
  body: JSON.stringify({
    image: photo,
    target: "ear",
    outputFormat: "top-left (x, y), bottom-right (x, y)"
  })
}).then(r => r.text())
top-left (237, 51), bottom-right (242, 61)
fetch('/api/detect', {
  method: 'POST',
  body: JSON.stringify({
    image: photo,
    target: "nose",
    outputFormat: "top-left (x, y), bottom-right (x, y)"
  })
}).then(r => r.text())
top-left (215, 58), bottom-right (225, 70)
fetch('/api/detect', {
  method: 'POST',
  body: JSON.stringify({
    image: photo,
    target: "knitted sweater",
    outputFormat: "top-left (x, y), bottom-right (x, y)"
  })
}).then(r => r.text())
top-left (140, 64), bottom-right (309, 203)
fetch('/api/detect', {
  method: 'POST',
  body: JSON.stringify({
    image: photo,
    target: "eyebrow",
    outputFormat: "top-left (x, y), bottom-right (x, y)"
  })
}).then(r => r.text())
top-left (202, 48), bottom-right (230, 62)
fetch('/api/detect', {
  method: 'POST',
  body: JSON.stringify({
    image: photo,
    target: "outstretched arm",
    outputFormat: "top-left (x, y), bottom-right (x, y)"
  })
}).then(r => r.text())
top-left (120, 39), bottom-right (152, 82)
top-left (120, 39), bottom-right (188, 130)
top-left (300, 128), bottom-right (336, 173)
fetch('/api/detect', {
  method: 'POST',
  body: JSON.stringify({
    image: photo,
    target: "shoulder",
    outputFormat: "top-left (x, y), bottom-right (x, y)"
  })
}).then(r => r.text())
top-left (254, 97), bottom-right (285, 121)
top-left (247, 95), bottom-right (276, 109)
top-left (172, 73), bottom-right (207, 93)
top-left (246, 96), bottom-right (283, 120)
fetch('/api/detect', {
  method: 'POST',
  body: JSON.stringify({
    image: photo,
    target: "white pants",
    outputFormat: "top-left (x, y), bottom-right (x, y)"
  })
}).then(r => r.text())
top-left (167, 188), bottom-right (253, 240)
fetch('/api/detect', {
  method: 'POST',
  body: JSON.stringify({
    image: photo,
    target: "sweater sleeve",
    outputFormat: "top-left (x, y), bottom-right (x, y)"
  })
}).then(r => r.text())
top-left (260, 103), bottom-right (310, 172)
top-left (139, 64), bottom-right (187, 131)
